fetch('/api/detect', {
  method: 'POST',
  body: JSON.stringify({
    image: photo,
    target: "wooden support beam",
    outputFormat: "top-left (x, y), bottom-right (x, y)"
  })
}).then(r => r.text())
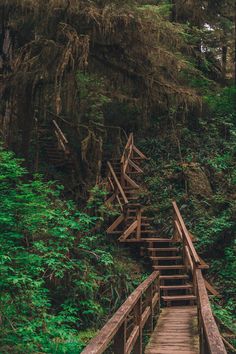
top-left (119, 220), bottom-right (138, 241)
top-left (133, 144), bottom-right (148, 160)
top-left (107, 215), bottom-right (125, 234)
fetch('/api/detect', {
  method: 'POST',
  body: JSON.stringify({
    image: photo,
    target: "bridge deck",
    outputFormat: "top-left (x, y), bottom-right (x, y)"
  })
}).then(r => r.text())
top-left (145, 306), bottom-right (199, 354)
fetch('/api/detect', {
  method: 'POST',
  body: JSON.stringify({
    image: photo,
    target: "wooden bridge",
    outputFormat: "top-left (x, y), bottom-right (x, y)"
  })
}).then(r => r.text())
top-left (82, 134), bottom-right (227, 354)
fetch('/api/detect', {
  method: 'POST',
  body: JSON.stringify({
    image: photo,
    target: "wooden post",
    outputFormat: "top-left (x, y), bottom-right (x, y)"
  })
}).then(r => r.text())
top-left (121, 162), bottom-right (125, 189)
top-left (146, 284), bottom-right (154, 332)
top-left (157, 276), bottom-right (161, 315)
top-left (113, 321), bottom-right (127, 354)
top-left (133, 298), bottom-right (142, 354)
top-left (136, 207), bottom-right (141, 240)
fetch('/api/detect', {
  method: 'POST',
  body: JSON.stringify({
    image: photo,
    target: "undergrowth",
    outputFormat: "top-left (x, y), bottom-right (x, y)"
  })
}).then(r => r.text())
top-left (0, 148), bottom-right (144, 353)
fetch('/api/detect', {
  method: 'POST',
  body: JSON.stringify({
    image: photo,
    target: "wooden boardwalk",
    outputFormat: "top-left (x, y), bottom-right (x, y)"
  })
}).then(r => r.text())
top-left (82, 133), bottom-right (227, 354)
top-left (145, 306), bottom-right (199, 354)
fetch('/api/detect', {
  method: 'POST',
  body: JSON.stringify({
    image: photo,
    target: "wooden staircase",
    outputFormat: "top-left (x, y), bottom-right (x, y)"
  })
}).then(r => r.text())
top-left (82, 133), bottom-right (227, 354)
top-left (39, 120), bottom-right (72, 168)
top-left (146, 240), bottom-right (196, 306)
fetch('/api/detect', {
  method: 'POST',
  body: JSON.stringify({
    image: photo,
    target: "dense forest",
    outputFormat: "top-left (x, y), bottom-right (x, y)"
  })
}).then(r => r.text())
top-left (0, 0), bottom-right (235, 353)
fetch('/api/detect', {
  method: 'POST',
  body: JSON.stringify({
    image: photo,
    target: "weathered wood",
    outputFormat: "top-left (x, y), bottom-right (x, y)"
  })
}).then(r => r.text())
top-left (119, 220), bottom-right (138, 241)
top-left (81, 272), bottom-right (160, 354)
top-left (107, 162), bottom-right (128, 205)
top-left (123, 172), bottom-right (140, 189)
top-left (113, 321), bottom-right (126, 354)
top-left (107, 215), bottom-right (125, 234)
top-left (136, 208), bottom-right (142, 240)
top-left (145, 307), bottom-right (199, 354)
top-left (53, 120), bottom-right (68, 144)
top-left (133, 144), bottom-right (148, 160)
top-left (196, 269), bottom-right (227, 354)
top-left (172, 201), bottom-right (201, 265)
top-left (128, 158), bottom-right (143, 173)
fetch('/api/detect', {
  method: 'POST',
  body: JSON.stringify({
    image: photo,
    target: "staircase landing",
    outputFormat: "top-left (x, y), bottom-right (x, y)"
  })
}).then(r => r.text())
top-left (145, 306), bottom-right (199, 354)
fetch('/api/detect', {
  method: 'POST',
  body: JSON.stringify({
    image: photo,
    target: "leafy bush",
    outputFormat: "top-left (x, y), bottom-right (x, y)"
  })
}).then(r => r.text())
top-left (0, 147), bottom-right (143, 353)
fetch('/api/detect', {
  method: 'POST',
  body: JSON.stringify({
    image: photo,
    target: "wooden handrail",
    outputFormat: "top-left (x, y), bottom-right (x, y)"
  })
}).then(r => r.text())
top-left (196, 270), bottom-right (227, 354)
top-left (107, 162), bottom-right (128, 205)
top-left (172, 201), bottom-right (226, 354)
top-left (53, 120), bottom-right (68, 144)
top-left (120, 133), bottom-right (140, 189)
top-left (82, 271), bottom-right (160, 354)
top-left (52, 119), bottom-right (70, 154)
top-left (121, 133), bottom-right (133, 167)
top-left (172, 201), bottom-right (201, 265)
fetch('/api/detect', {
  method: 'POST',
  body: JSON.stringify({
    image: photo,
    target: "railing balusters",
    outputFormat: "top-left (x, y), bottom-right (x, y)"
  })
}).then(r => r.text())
top-left (172, 201), bottom-right (227, 354)
top-left (81, 272), bottom-right (160, 354)
top-left (113, 320), bottom-right (127, 354)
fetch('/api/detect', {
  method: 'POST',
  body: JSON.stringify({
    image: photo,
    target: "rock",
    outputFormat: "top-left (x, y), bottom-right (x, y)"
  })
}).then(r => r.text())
top-left (182, 162), bottom-right (213, 197)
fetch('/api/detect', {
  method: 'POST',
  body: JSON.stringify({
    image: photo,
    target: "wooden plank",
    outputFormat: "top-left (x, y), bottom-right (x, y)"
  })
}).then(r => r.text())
top-left (141, 306), bottom-right (151, 329)
top-left (107, 162), bottom-right (128, 204)
top-left (145, 307), bottom-right (199, 354)
top-left (107, 215), bottom-right (125, 234)
top-left (199, 256), bottom-right (209, 269)
top-left (196, 269), bottom-right (227, 354)
top-left (82, 272), bottom-right (159, 354)
top-left (121, 133), bottom-right (133, 164)
top-left (133, 144), bottom-right (148, 159)
top-left (119, 220), bottom-right (138, 241)
top-left (124, 172), bottom-right (140, 189)
top-left (137, 208), bottom-right (142, 240)
top-left (172, 202), bottom-right (201, 265)
top-left (126, 325), bottom-right (140, 354)
top-left (113, 321), bottom-right (126, 354)
top-left (128, 158), bottom-right (143, 173)
top-left (53, 120), bottom-right (68, 143)
top-left (204, 279), bottom-right (220, 296)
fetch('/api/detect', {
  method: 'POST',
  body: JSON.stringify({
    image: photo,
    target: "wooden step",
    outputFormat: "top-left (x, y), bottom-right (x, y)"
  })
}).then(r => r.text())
top-left (160, 285), bottom-right (193, 290)
top-left (127, 217), bottom-right (154, 220)
top-left (127, 203), bottom-right (142, 207)
top-left (108, 231), bottom-right (122, 235)
top-left (150, 256), bottom-right (182, 261)
top-left (141, 230), bottom-right (158, 234)
top-left (144, 238), bottom-right (180, 243)
top-left (153, 265), bottom-right (185, 271)
top-left (160, 275), bottom-right (189, 280)
top-left (127, 171), bottom-right (142, 174)
top-left (147, 247), bottom-right (179, 252)
top-left (162, 295), bottom-right (196, 302)
top-left (120, 238), bottom-right (181, 243)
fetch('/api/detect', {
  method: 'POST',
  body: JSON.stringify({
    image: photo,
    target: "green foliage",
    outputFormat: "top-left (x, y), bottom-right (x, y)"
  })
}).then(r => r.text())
top-left (205, 86), bottom-right (236, 119)
top-left (0, 147), bottom-right (143, 353)
top-left (76, 71), bottom-right (110, 124)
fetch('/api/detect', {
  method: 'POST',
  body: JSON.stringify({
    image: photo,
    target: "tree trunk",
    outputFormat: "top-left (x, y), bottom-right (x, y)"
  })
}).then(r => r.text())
top-left (222, 44), bottom-right (227, 84)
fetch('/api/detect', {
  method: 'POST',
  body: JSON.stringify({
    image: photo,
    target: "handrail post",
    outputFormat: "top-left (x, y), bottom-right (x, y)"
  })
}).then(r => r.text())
top-left (121, 162), bottom-right (125, 189)
top-left (113, 320), bottom-right (127, 354)
top-left (146, 284), bottom-right (154, 332)
top-left (136, 207), bottom-right (142, 240)
top-left (133, 297), bottom-right (142, 354)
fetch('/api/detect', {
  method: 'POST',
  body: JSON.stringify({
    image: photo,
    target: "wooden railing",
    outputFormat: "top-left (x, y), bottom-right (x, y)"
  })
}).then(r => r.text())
top-left (120, 133), bottom-right (146, 189)
top-left (52, 120), bottom-right (70, 155)
top-left (172, 201), bottom-right (227, 354)
top-left (118, 206), bottom-right (142, 241)
top-left (81, 271), bottom-right (160, 354)
top-left (106, 162), bottom-right (128, 211)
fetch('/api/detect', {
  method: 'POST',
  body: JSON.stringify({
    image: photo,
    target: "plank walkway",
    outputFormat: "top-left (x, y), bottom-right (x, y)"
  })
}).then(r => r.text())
top-left (145, 306), bottom-right (199, 354)
top-left (82, 133), bottom-right (227, 354)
